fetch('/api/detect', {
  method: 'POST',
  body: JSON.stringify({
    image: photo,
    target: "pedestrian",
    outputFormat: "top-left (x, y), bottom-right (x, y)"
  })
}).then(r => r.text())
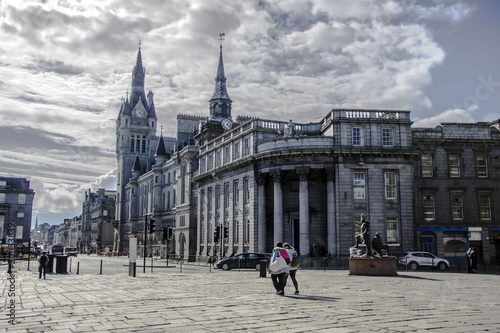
top-left (465, 247), bottom-right (472, 273)
top-left (283, 243), bottom-right (299, 295)
top-left (269, 241), bottom-right (290, 296)
top-left (470, 247), bottom-right (478, 273)
top-left (39, 251), bottom-right (49, 279)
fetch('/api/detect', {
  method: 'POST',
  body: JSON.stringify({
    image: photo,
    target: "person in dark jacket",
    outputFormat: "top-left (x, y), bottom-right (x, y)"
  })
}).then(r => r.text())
top-left (39, 251), bottom-right (49, 279)
top-left (469, 247), bottom-right (478, 273)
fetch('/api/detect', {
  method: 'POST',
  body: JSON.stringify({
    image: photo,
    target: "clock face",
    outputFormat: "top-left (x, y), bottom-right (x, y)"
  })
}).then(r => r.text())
top-left (222, 118), bottom-right (233, 130)
top-left (133, 108), bottom-right (146, 118)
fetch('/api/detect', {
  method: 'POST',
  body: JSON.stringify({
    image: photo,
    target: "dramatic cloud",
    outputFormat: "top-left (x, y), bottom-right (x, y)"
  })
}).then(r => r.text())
top-left (1, 0), bottom-right (498, 225)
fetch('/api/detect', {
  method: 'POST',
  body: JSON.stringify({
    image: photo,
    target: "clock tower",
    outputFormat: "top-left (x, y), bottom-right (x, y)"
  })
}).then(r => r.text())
top-left (194, 35), bottom-right (234, 145)
top-left (115, 45), bottom-right (158, 250)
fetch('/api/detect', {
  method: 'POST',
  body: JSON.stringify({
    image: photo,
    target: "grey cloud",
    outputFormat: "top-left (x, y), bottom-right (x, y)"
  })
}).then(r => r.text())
top-left (23, 59), bottom-right (84, 75)
top-left (0, 126), bottom-right (112, 158)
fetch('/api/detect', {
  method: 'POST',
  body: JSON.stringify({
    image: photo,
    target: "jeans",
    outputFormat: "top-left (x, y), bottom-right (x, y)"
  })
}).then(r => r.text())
top-left (271, 273), bottom-right (288, 293)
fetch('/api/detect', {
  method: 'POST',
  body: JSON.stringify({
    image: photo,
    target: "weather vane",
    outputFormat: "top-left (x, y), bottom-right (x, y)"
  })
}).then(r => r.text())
top-left (138, 39), bottom-right (142, 49)
top-left (218, 33), bottom-right (225, 46)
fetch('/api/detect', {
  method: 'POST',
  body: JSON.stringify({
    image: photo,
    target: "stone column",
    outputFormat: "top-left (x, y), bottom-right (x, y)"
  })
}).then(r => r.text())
top-left (257, 173), bottom-right (267, 253)
top-left (326, 168), bottom-right (336, 256)
top-left (297, 168), bottom-right (310, 256)
top-left (270, 170), bottom-right (283, 245)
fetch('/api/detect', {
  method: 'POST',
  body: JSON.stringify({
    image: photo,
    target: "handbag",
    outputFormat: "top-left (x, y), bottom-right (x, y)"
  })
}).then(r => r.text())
top-left (269, 251), bottom-right (287, 272)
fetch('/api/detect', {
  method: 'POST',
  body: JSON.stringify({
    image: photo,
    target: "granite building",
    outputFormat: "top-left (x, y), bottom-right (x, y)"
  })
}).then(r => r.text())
top-left (114, 44), bottom-right (421, 263)
top-left (0, 177), bottom-right (35, 255)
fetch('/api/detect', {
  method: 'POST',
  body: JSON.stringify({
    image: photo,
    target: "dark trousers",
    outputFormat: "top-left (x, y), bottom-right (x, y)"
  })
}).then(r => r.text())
top-left (39, 265), bottom-right (46, 279)
top-left (271, 273), bottom-right (288, 293)
top-left (289, 269), bottom-right (298, 291)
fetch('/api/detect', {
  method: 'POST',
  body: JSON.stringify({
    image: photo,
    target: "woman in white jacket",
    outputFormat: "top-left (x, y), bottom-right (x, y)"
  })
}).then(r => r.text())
top-left (284, 243), bottom-right (299, 295)
top-left (269, 241), bottom-right (290, 296)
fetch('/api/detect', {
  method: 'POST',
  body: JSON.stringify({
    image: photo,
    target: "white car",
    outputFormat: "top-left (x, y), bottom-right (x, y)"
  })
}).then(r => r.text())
top-left (398, 251), bottom-right (449, 271)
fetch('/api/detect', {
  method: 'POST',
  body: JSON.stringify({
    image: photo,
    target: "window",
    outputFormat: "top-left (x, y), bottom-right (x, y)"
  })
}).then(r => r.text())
top-left (451, 193), bottom-right (463, 220)
top-left (244, 138), bottom-right (250, 156)
top-left (233, 180), bottom-right (239, 206)
top-left (224, 146), bottom-right (231, 164)
top-left (130, 137), bottom-right (135, 152)
top-left (215, 150), bottom-right (221, 167)
top-left (200, 157), bottom-right (206, 173)
top-left (215, 185), bottom-right (220, 210)
top-left (382, 128), bottom-right (394, 147)
top-left (234, 142), bottom-right (240, 160)
top-left (421, 154), bottom-right (433, 177)
top-left (224, 183), bottom-right (229, 208)
top-left (449, 155), bottom-right (460, 177)
top-left (235, 221), bottom-right (240, 243)
top-left (384, 172), bottom-right (397, 199)
top-left (476, 155), bottom-right (488, 177)
top-left (386, 216), bottom-right (398, 244)
top-left (243, 178), bottom-right (249, 204)
top-left (479, 194), bottom-right (491, 220)
top-left (353, 172), bottom-right (365, 199)
top-left (207, 154), bottom-right (213, 170)
top-left (0, 180), bottom-right (6, 186)
top-left (0, 193), bottom-right (5, 203)
top-left (142, 135), bottom-right (146, 153)
top-left (17, 212), bottom-right (24, 218)
top-left (423, 194), bottom-right (435, 221)
top-left (245, 220), bottom-right (250, 243)
top-left (352, 127), bottom-right (364, 146)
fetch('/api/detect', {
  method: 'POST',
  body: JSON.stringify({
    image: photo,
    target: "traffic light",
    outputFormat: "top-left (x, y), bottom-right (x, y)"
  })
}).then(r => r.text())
top-left (149, 218), bottom-right (156, 233)
top-left (34, 242), bottom-right (38, 248)
top-left (163, 227), bottom-right (168, 240)
top-left (168, 227), bottom-right (173, 239)
top-left (213, 226), bottom-right (220, 242)
top-left (223, 226), bottom-right (229, 239)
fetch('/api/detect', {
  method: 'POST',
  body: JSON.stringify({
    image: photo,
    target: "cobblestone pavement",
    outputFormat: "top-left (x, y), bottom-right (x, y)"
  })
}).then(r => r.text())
top-left (1, 258), bottom-right (500, 332)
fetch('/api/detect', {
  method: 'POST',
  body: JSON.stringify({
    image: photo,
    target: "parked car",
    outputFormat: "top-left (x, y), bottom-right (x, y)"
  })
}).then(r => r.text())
top-left (216, 252), bottom-right (271, 271)
top-left (398, 251), bottom-right (449, 271)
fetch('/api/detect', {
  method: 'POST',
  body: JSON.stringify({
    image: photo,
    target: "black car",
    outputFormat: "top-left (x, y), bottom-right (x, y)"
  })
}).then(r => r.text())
top-left (216, 252), bottom-right (271, 271)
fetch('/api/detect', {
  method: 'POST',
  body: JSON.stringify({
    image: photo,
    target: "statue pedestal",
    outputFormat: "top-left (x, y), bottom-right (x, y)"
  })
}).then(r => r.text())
top-left (349, 257), bottom-right (397, 276)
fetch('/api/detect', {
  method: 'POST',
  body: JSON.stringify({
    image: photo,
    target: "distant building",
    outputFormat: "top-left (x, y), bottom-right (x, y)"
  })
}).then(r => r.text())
top-left (0, 177), bottom-right (35, 255)
top-left (81, 189), bottom-right (116, 253)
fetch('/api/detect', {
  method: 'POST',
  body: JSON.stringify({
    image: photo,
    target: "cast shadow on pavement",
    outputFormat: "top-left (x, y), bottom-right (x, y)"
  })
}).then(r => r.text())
top-left (285, 295), bottom-right (340, 302)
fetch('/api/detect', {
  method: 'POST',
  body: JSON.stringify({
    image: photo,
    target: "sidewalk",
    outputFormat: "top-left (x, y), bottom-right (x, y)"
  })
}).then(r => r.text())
top-left (1, 264), bottom-right (500, 332)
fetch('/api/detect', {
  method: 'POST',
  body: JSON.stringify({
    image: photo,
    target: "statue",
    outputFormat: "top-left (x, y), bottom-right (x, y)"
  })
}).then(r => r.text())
top-left (350, 214), bottom-right (372, 257)
top-left (372, 232), bottom-right (390, 257)
top-left (284, 119), bottom-right (296, 136)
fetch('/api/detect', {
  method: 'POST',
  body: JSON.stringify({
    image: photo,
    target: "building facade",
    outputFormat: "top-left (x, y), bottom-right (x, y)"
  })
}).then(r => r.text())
top-left (81, 188), bottom-right (116, 254)
top-left (413, 121), bottom-right (500, 264)
top-left (0, 177), bottom-right (35, 256)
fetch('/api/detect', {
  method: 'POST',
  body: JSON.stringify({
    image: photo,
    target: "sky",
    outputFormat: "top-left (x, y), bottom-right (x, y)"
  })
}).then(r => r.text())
top-left (1, 0), bottom-right (500, 226)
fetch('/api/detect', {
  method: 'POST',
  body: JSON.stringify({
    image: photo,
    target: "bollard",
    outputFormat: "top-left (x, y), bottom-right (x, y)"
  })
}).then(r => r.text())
top-left (259, 260), bottom-right (267, 277)
top-left (100, 259), bottom-right (103, 275)
top-left (77, 262), bottom-right (80, 275)
top-left (69, 257), bottom-right (72, 273)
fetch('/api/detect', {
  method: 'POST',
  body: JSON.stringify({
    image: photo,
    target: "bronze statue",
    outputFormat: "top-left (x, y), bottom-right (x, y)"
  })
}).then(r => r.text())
top-left (372, 231), bottom-right (390, 256)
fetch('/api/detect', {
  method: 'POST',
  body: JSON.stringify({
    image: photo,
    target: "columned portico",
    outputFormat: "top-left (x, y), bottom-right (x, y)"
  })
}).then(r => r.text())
top-left (270, 170), bottom-right (283, 245)
top-left (297, 168), bottom-right (310, 255)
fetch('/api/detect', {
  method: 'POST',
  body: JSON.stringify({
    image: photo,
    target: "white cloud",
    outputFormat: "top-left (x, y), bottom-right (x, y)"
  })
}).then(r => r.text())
top-left (412, 108), bottom-right (475, 128)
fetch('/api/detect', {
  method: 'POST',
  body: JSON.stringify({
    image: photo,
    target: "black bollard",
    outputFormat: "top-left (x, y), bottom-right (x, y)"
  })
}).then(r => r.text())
top-left (100, 260), bottom-right (103, 275)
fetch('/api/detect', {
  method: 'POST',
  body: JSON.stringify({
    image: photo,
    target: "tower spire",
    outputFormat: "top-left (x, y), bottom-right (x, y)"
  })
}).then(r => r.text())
top-left (209, 33), bottom-right (232, 120)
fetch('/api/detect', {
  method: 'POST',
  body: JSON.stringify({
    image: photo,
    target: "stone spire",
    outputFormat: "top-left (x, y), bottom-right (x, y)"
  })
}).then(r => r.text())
top-left (209, 33), bottom-right (232, 120)
top-left (129, 42), bottom-right (147, 111)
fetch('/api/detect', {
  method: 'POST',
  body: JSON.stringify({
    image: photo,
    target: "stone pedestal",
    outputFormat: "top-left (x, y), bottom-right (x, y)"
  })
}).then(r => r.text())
top-left (349, 257), bottom-right (397, 276)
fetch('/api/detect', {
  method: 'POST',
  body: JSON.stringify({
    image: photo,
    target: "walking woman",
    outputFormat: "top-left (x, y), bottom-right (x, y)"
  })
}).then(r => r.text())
top-left (284, 243), bottom-right (299, 295)
top-left (269, 242), bottom-right (290, 296)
